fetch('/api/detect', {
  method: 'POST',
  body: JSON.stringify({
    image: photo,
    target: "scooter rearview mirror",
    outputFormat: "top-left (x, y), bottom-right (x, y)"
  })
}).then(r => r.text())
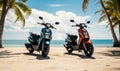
top-left (55, 22), bottom-right (59, 25)
top-left (87, 21), bottom-right (90, 24)
top-left (70, 19), bottom-right (74, 22)
top-left (84, 24), bottom-right (87, 28)
top-left (39, 16), bottom-right (43, 20)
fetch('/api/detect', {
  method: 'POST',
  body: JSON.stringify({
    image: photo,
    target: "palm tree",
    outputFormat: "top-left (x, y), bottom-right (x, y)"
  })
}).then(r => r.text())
top-left (96, 0), bottom-right (120, 46)
top-left (112, 17), bottom-right (120, 44)
top-left (105, 0), bottom-right (120, 45)
top-left (0, 0), bottom-right (31, 48)
top-left (100, 0), bottom-right (119, 47)
top-left (82, 0), bottom-right (120, 47)
top-left (0, 0), bottom-right (8, 48)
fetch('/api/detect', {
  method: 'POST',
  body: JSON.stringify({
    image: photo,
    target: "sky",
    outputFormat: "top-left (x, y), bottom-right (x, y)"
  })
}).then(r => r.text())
top-left (2, 0), bottom-right (118, 40)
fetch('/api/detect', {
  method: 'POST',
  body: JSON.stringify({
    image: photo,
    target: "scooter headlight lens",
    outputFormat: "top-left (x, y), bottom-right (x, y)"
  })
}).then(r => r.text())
top-left (46, 23), bottom-right (51, 28)
top-left (46, 41), bottom-right (50, 44)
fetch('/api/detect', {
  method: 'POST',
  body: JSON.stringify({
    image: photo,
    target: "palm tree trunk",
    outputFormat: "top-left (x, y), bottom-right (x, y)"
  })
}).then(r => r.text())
top-left (0, 0), bottom-right (8, 48)
top-left (119, 23), bottom-right (120, 45)
top-left (100, 0), bottom-right (120, 47)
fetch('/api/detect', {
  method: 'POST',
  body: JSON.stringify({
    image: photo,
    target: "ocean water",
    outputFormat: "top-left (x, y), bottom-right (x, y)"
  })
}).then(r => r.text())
top-left (2, 40), bottom-right (113, 47)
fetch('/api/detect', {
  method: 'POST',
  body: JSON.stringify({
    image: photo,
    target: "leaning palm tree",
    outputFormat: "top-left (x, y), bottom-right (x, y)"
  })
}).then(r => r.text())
top-left (96, 0), bottom-right (120, 46)
top-left (0, 0), bottom-right (8, 48)
top-left (112, 17), bottom-right (120, 43)
top-left (0, 0), bottom-right (31, 48)
top-left (95, 9), bottom-right (120, 46)
top-left (105, 0), bottom-right (120, 45)
top-left (82, 0), bottom-right (120, 47)
top-left (100, 0), bottom-right (119, 47)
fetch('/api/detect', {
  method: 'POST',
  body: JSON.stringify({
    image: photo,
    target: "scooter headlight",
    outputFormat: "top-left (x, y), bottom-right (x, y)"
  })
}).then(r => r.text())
top-left (46, 23), bottom-right (51, 28)
top-left (45, 41), bottom-right (50, 44)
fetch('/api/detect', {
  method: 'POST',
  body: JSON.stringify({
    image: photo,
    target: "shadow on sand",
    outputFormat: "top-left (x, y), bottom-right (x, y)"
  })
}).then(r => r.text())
top-left (64, 52), bottom-right (95, 59)
top-left (0, 50), bottom-right (12, 58)
top-left (24, 53), bottom-right (50, 60)
top-left (98, 50), bottom-right (120, 59)
top-left (0, 50), bottom-right (23, 58)
top-left (0, 50), bottom-right (50, 60)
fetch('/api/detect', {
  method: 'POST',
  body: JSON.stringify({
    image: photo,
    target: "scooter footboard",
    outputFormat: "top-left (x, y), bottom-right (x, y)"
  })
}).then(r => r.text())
top-left (25, 43), bottom-right (32, 49)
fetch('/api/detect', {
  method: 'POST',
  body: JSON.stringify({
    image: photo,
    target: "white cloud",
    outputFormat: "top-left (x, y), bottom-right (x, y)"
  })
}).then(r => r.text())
top-left (49, 4), bottom-right (64, 7)
top-left (3, 8), bottom-right (112, 40)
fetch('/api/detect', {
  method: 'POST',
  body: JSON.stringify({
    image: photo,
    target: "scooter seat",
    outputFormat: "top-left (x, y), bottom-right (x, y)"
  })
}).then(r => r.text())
top-left (69, 35), bottom-right (78, 41)
top-left (67, 33), bottom-right (77, 37)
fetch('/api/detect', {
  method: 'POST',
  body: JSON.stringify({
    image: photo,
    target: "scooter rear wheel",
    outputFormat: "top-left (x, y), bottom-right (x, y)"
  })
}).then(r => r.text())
top-left (67, 48), bottom-right (73, 54)
top-left (64, 44), bottom-right (73, 54)
top-left (28, 47), bottom-right (34, 53)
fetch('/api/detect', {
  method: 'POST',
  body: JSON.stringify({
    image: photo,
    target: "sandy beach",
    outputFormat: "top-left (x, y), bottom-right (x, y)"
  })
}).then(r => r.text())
top-left (0, 47), bottom-right (120, 71)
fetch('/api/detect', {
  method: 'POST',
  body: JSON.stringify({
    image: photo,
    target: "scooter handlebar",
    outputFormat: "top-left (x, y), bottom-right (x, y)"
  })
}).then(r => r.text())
top-left (38, 22), bottom-right (57, 29)
top-left (37, 22), bottom-right (45, 25)
top-left (50, 25), bottom-right (57, 30)
top-left (72, 24), bottom-right (80, 27)
top-left (72, 24), bottom-right (87, 28)
top-left (72, 25), bottom-right (77, 27)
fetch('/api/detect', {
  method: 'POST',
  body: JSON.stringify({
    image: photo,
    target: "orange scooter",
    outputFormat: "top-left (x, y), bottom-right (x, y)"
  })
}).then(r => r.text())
top-left (64, 19), bottom-right (94, 57)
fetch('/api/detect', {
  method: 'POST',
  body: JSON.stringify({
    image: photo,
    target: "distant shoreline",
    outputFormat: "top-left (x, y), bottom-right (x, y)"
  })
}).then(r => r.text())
top-left (2, 40), bottom-right (113, 47)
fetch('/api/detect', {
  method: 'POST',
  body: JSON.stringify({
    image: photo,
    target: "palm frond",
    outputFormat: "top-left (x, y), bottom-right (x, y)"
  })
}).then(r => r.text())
top-left (98, 14), bottom-right (106, 22)
top-left (13, 4), bottom-right (25, 27)
top-left (14, 16), bottom-right (19, 23)
top-left (19, 0), bottom-right (28, 3)
top-left (111, 17), bottom-right (118, 22)
top-left (0, 0), bottom-right (3, 3)
top-left (105, 1), bottom-right (113, 6)
top-left (15, 2), bottom-right (31, 15)
top-left (0, 0), bottom-right (4, 8)
top-left (82, 0), bottom-right (89, 12)
top-left (106, 23), bottom-right (110, 28)
top-left (0, 10), bottom-right (2, 15)
top-left (106, 21), bottom-right (111, 30)
top-left (95, 9), bottom-right (103, 14)
top-left (112, 20), bottom-right (120, 28)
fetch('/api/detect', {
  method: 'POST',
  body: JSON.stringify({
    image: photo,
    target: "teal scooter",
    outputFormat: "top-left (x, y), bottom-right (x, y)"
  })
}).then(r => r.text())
top-left (25, 16), bottom-right (59, 57)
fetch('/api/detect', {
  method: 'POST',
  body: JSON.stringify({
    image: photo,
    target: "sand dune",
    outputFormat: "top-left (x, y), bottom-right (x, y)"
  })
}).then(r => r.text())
top-left (0, 47), bottom-right (120, 71)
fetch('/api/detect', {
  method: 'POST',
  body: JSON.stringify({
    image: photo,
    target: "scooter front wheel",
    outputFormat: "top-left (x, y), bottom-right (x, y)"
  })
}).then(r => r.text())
top-left (42, 44), bottom-right (50, 57)
top-left (83, 44), bottom-right (94, 57)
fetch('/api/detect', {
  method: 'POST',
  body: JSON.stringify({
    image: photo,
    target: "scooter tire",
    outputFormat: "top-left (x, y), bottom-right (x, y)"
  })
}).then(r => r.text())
top-left (84, 44), bottom-right (94, 57)
top-left (28, 47), bottom-right (34, 53)
top-left (67, 48), bottom-right (73, 54)
top-left (42, 45), bottom-right (50, 57)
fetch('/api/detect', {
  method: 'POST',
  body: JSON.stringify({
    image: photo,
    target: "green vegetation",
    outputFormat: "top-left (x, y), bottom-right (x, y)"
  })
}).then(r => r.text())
top-left (82, 0), bottom-right (120, 47)
top-left (0, 0), bottom-right (31, 48)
